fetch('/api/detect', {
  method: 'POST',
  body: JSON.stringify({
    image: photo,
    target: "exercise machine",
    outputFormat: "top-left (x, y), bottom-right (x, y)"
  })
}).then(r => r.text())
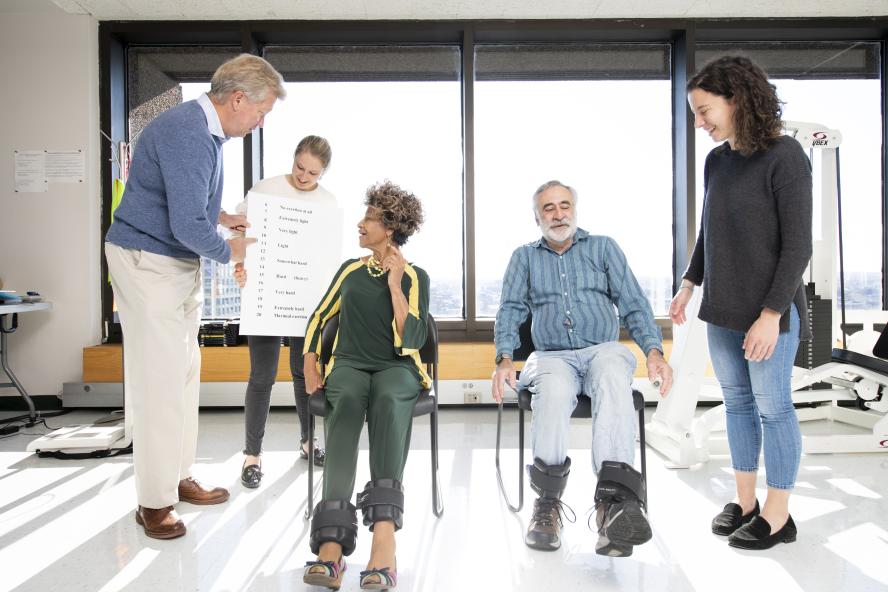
top-left (646, 122), bottom-right (888, 466)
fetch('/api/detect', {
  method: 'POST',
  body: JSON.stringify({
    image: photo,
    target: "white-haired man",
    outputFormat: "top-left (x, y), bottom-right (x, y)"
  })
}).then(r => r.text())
top-left (492, 180), bottom-right (673, 557)
top-left (105, 54), bottom-right (286, 539)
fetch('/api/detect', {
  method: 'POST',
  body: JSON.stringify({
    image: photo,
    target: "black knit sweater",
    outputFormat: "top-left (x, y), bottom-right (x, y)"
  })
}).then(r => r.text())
top-left (684, 135), bottom-right (813, 340)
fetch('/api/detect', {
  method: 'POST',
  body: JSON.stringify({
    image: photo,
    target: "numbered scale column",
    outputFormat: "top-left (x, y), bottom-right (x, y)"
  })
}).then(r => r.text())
top-left (254, 200), bottom-right (269, 318)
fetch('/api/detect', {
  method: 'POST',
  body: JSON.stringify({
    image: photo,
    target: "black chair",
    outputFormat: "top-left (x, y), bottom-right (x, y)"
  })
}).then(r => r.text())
top-left (494, 316), bottom-right (648, 512)
top-left (304, 313), bottom-right (443, 520)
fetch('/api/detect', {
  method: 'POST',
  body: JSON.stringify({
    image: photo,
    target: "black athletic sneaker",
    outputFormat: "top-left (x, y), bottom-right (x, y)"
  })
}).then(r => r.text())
top-left (594, 499), bottom-right (652, 557)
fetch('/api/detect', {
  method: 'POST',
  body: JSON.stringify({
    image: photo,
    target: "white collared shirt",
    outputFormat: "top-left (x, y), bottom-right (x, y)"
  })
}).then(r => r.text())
top-left (196, 92), bottom-right (227, 140)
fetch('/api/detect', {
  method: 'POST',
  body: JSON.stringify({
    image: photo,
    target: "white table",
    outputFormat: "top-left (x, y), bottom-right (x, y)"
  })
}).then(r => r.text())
top-left (0, 302), bottom-right (52, 424)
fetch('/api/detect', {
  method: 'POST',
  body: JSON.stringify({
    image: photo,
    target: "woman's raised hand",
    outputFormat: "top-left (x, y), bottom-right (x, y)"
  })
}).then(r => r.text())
top-left (383, 244), bottom-right (406, 288)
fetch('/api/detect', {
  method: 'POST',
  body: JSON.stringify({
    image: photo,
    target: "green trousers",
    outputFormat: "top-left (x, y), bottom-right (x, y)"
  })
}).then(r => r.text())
top-left (322, 364), bottom-right (421, 502)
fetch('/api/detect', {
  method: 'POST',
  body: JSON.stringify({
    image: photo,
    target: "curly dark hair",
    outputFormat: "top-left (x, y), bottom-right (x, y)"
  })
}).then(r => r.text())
top-left (364, 180), bottom-right (424, 246)
top-left (687, 55), bottom-right (783, 154)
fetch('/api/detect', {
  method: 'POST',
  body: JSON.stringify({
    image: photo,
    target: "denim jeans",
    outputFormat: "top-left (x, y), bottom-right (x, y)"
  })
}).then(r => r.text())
top-left (518, 342), bottom-right (638, 474)
top-left (706, 304), bottom-right (802, 490)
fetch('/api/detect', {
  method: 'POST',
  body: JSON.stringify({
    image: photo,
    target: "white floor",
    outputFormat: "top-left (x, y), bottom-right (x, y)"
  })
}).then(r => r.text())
top-left (1, 407), bottom-right (887, 592)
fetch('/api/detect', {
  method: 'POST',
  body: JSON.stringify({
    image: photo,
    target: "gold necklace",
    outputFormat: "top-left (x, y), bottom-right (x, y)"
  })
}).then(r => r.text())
top-left (366, 255), bottom-right (385, 278)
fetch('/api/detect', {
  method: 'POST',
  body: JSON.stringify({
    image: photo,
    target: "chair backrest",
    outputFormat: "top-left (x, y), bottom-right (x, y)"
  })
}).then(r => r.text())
top-left (319, 312), bottom-right (438, 365)
top-left (874, 322), bottom-right (888, 360)
top-left (319, 314), bottom-right (340, 365)
top-left (419, 313), bottom-right (439, 364)
top-left (511, 314), bottom-right (535, 363)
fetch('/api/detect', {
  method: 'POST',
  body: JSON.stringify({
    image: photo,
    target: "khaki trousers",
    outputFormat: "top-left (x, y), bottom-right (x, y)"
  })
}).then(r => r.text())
top-left (105, 242), bottom-right (203, 508)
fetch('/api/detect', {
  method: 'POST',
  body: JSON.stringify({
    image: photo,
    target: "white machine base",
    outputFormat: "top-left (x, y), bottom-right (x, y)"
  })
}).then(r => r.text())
top-left (644, 268), bottom-right (888, 468)
top-left (26, 417), bottom-right (131, 454)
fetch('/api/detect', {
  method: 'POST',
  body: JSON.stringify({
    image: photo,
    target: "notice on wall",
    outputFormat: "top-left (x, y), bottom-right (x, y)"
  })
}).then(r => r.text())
top-left (46, 150), bottom-right (85, 183)
top-left (238, 191), bottom-right (343, 337)
top-left (14, 149), bottom-right (85, 192)
top-left (14, 150), bottom-right (47, 193)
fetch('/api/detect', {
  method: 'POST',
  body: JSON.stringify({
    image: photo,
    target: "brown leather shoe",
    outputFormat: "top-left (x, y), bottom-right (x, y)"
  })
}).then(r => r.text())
top-left (525, 497), bottom-right (573, 551)
top-left (178, 477), bottom-right (230, 505)
top-left (135, 506), bottom-right (186, 539)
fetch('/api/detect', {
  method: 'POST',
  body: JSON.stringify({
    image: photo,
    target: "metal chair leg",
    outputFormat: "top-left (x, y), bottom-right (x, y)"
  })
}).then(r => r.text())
top-left (305, 413), bottom-right (315, 520)
top-left (495, 401), bottom-right (524, 512)
top-left (638, 407), bottom-right (647, 508)
top-left (637, 403), bottom-right (648, 509)
top-left (430, 405), bottom-right (444, 517)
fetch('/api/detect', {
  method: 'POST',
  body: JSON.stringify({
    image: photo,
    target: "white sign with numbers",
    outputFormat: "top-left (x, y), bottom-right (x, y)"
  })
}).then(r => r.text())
top-left (238, 191), bottom-right (343, 337)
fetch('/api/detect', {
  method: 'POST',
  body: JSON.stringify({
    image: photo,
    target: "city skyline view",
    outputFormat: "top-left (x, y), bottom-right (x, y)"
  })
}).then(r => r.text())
top-left (178, 73), bottom-right (884, 323)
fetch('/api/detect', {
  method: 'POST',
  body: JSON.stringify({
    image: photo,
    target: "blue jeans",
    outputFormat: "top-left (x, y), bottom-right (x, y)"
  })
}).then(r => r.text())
top-left (706, 304), bottom-right (802, 490)
top-left (518, 342), bottom-right (638, 474)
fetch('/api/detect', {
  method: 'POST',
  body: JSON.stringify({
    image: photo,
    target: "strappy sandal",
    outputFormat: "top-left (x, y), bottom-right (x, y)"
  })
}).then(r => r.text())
top-left (359, 566), bottom-right (397, 590)
top-left (303, 556), bottom-right (347, 590)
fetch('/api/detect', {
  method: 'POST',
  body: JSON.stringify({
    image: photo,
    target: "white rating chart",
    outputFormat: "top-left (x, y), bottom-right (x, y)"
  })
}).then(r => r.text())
top-left (238, 191), bottom-right (343, 337)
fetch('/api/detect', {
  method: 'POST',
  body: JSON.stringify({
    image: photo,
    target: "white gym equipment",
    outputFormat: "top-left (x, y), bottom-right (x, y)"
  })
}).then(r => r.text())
top-left (25, 415), bottom-right (130, 455)
top-left (646, 122), bottom-right (888, 467)
top-left (27, 355), bottom-right (131, 456)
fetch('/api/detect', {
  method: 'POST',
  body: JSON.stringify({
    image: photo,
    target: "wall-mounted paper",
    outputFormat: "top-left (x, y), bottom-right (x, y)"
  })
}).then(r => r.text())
top-left (238, 191), bottom-right (344, 337)
top-left (14, 150), bottom-right (47, 193)
top-left (46, 150), bottom-right (85, 183)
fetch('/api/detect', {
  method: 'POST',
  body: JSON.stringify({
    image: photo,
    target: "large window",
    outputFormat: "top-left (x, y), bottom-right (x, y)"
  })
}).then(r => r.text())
top-left (262, 46), bottom-right (464, 318)
top-left (694, 42), bottom-right (883, 310)
top-left (474, 44), bottom-right (674, 317)
top-left (126, 47), bottom-right (244, 319)
top-left (103, 25), bottom-right (888, 341)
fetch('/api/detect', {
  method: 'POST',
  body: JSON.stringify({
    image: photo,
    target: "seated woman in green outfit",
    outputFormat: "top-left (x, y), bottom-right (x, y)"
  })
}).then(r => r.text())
top-left (302, 180), bottom-right (428, 591)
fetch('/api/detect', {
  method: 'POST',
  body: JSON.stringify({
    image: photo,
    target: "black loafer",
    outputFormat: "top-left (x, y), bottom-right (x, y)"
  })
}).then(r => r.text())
top-left (728, 515), bottom-right (797, 550)
top-left (241, 463), bottom-right (263, 488)
top-left (300, 439), bottom-right (326, 467)
top-left (711, 500), bottom-right (760, 536)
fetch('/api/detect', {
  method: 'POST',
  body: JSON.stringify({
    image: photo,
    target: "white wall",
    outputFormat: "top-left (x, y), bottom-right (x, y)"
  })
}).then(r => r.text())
top-left (0, 11), bottom-right (100, 398)
top-left (44, 0), bottom-right (888, 20)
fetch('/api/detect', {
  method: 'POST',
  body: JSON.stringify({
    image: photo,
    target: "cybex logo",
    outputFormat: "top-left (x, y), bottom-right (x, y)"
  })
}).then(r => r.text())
top-left (880, 439), bottom-right (888, 448)
top-left (812, 131), bottom-right (829, 147)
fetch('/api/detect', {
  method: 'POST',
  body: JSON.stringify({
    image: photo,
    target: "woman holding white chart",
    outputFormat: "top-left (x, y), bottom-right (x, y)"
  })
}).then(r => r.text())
top-left (230, 135), bottom-right (336, 488)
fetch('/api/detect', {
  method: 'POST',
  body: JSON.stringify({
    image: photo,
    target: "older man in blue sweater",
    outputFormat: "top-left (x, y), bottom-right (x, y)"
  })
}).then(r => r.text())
top-left (105, 54), bottom-right (285, 540)
top-left (492, 180), bottom-right (674, 557)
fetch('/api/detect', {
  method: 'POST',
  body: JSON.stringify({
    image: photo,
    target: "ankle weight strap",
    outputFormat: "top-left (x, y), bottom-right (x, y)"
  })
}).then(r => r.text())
top-left (356, 479), bottom-right (405, 531)
top-left (528, 456), bottom-right (571, 499)
top-left (310, 500), bottom-right (359, 556)
top-left (594, 460), bottom-right (646, 509)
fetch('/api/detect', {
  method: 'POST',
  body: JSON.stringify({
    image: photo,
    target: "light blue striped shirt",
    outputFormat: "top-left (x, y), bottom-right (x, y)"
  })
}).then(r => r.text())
top-left (494, 228), bottom-right (662, 358)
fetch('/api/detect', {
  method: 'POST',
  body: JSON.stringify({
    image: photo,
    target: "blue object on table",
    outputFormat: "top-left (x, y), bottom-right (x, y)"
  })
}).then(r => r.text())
top-left (0, 292), bottom-right (23, 304)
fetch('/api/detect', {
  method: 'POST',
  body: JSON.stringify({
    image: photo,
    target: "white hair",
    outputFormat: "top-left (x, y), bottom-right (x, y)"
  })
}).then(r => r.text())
top-left (532, 180), bottom-right (578, 216)
top-left (208, 54), bottom-right (286, 103)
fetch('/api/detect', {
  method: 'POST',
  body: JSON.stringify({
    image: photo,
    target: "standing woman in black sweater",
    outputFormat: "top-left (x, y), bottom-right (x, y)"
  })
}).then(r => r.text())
top-left (669, 55), bottom-right (812, 550)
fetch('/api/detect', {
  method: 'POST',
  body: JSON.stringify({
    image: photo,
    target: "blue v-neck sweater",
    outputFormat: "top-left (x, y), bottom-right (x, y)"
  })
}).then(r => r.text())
top-left (106, 100), bottom-right (231, 263)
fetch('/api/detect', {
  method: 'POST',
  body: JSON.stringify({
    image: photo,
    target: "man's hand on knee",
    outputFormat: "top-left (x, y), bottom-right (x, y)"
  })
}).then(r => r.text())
top-left (645, 349), bottom-right (673, 396)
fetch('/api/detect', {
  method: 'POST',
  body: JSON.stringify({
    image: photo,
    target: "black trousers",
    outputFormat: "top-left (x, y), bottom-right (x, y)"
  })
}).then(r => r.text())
top-left (243, 335), bottom-right (311, 455)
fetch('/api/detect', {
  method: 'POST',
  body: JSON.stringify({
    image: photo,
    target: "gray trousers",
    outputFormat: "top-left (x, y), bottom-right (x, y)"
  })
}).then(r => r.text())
top-left (244, 335), bottom-right (312, 456)
top-left (518, 342), bottom-right (638, 474)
